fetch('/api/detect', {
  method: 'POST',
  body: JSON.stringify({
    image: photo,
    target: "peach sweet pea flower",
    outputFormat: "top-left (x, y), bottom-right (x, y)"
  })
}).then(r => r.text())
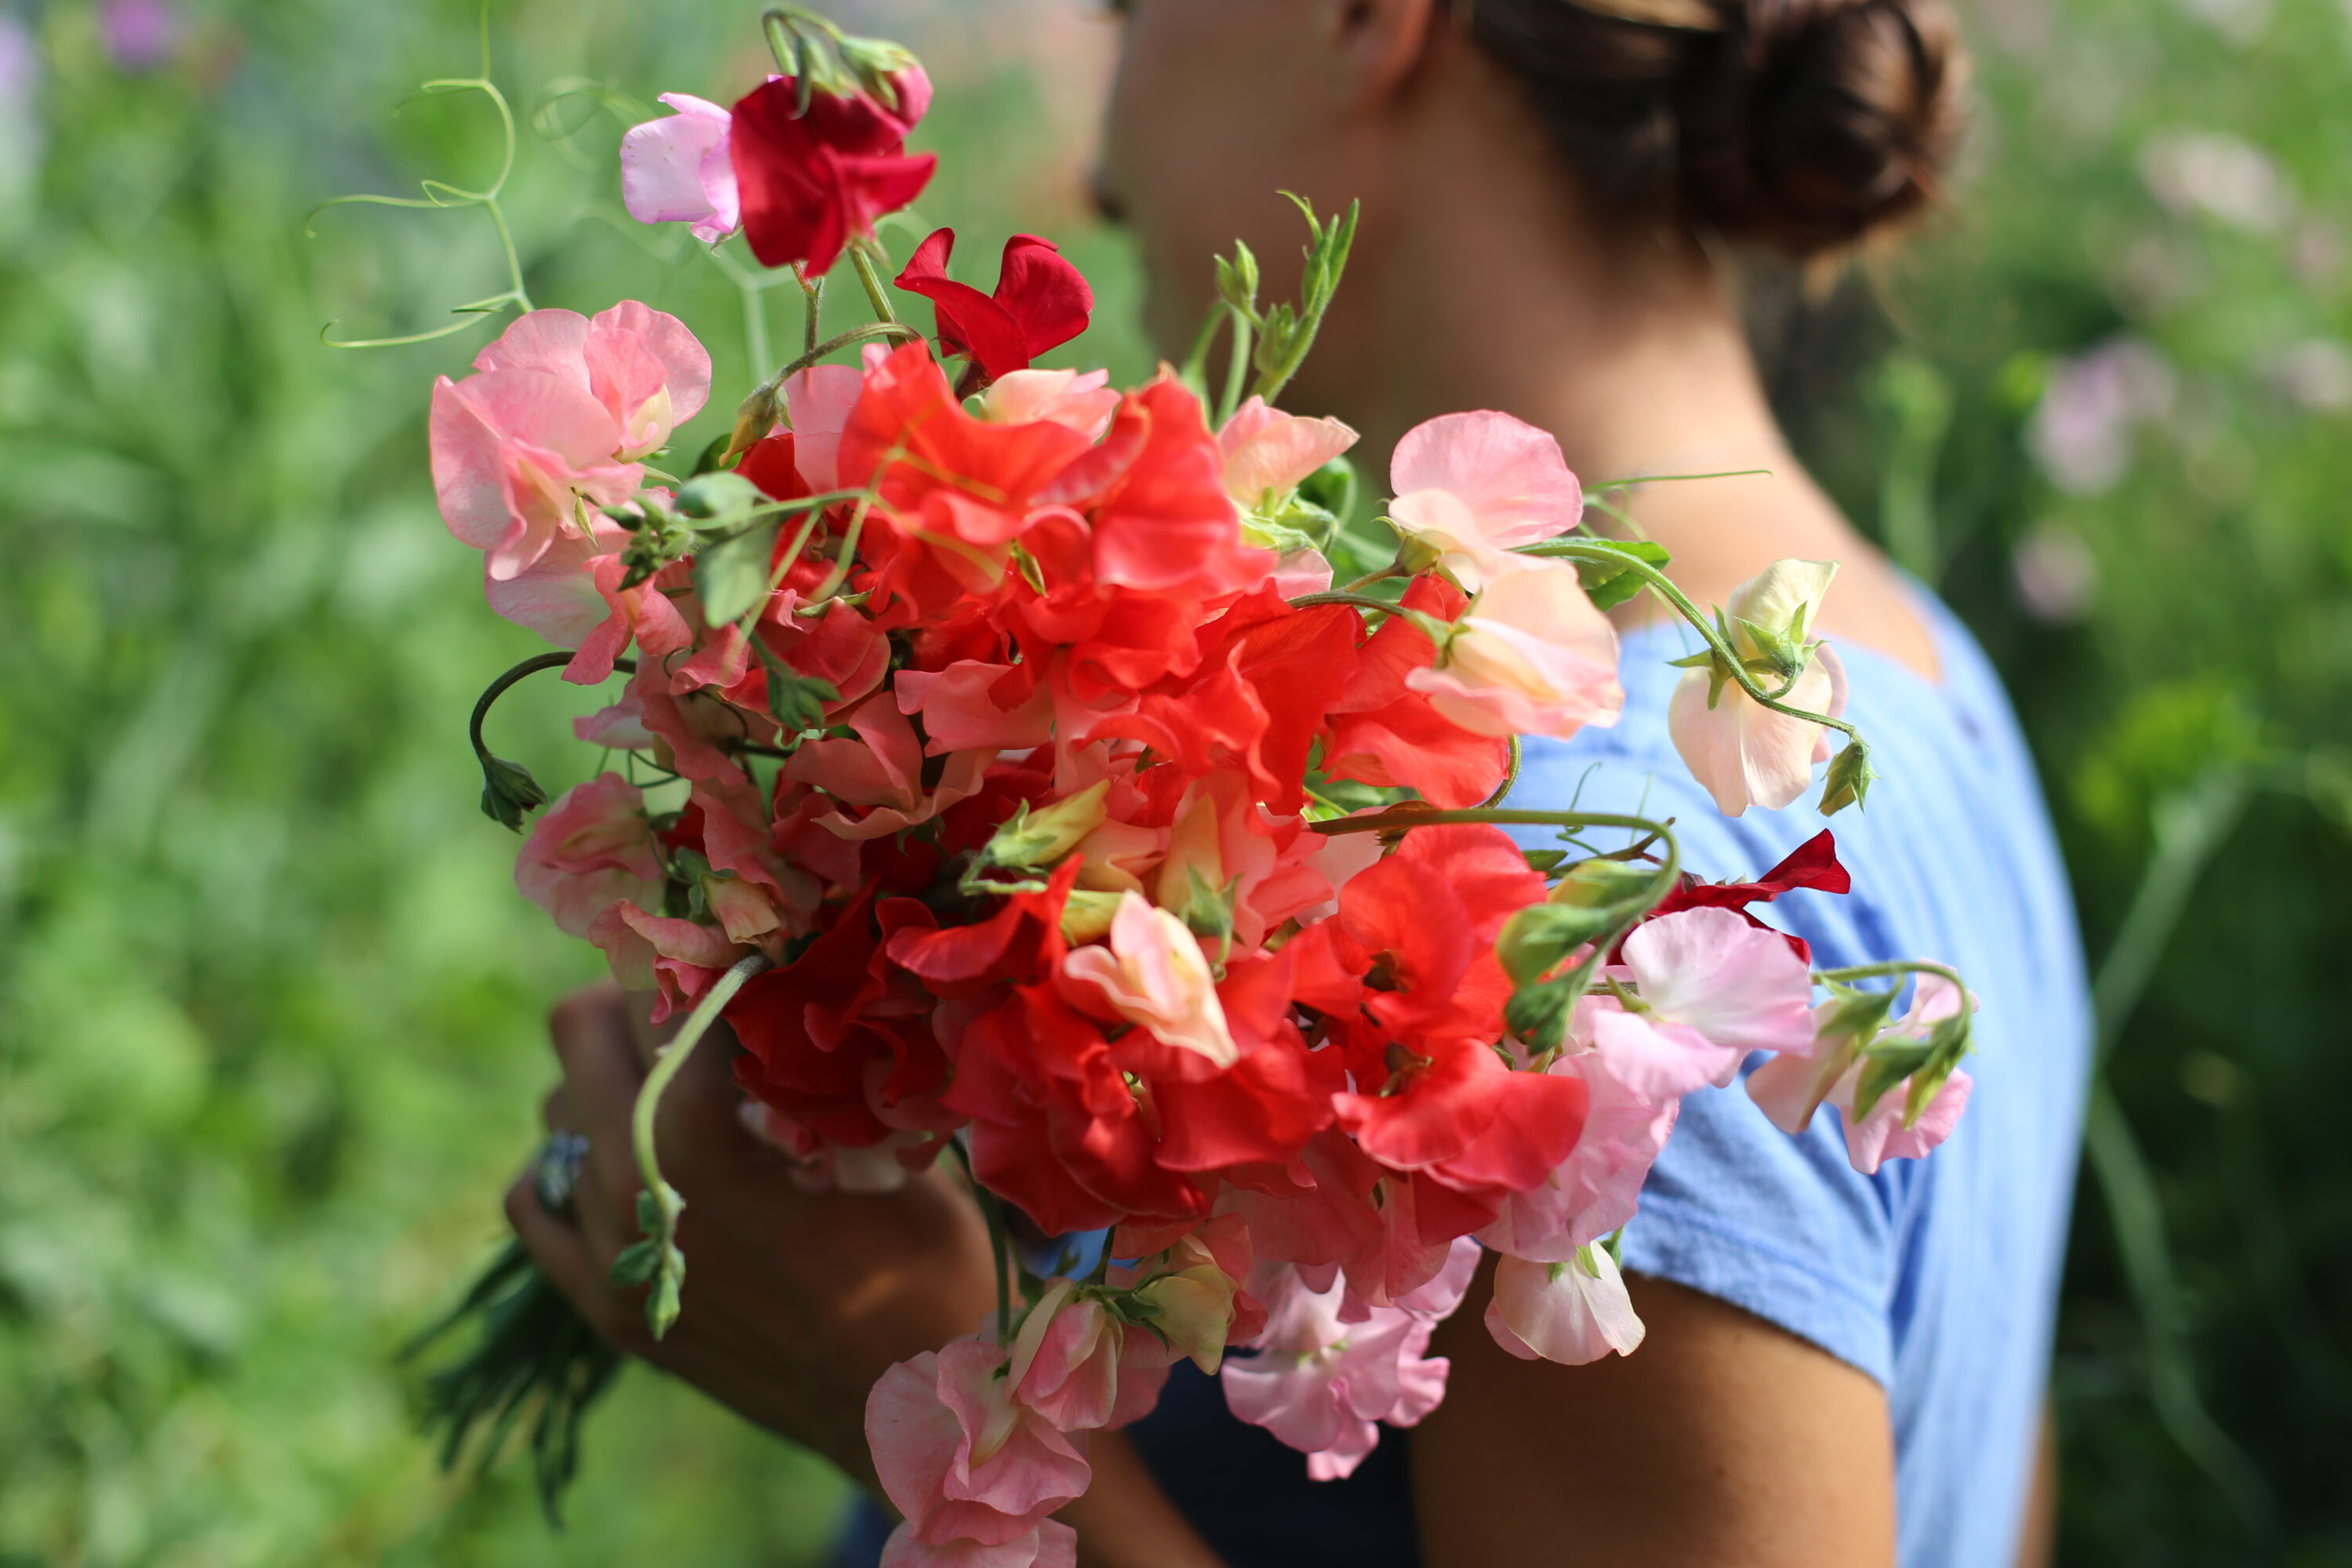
top-left (1386, 410), bottom-right (1584, 590)
top-left (1217, 396), bottom-right (1357, 511)
top-left (514, 774), bottom-right (663, 938)
top-left (1484, 1246), bottom-right (1646, 1366)
top-left (1667, 559), bottom-right (1850, 816)
top-left (1404, 557), bottom-right (1624, 740)
top-left (978, 367), bottom-right (1123, 438)
top-left (1059, 891), bottom-right (1238, 1069)
top-left (779, 692), bottom-right (991, 841)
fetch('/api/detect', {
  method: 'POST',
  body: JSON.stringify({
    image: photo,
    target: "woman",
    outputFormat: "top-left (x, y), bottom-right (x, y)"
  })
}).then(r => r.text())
top-left (506, 2), bottom-right (2092, 1565)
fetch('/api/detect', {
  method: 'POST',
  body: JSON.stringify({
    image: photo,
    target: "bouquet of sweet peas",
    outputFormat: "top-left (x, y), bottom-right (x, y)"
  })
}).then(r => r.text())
top-left (390, 10), bottom-right (1976, 1559)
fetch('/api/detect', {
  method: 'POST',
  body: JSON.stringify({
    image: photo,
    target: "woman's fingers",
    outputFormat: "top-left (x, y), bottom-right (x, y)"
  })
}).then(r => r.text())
top-left (503, 1167), bottom-right (649, 1353)
top-left (548, 983), bottom-right (650, 1234)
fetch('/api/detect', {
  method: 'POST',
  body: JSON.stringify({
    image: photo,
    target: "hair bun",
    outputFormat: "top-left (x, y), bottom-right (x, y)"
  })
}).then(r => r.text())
top-left (1679, 0), bottom-right (1964, 256)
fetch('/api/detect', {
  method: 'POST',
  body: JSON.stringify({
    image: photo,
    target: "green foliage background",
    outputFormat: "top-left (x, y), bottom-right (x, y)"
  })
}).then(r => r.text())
top-left (0, 0), bottom-right (2345, 1564)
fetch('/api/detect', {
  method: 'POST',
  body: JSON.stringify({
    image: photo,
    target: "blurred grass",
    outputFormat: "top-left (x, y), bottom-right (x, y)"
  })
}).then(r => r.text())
top-left (1, 0), bottom-right (2348, 1564)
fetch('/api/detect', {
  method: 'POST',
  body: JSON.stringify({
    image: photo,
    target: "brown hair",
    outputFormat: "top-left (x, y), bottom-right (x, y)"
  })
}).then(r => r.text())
top-left (1460, 0), bottom-right (1965, 258)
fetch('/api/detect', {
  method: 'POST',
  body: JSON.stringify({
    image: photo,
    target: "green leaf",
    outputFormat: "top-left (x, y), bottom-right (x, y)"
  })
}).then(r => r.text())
top-left (692, 518), bottom-right (780, 627)
top-left (689, 430), bottom-right (734, 477)
top-left (608, 1240), bottom-right (660, 1287)
top-left (1572, 539), bottom-right (1673, 612)
top-left (674, 470), bottom-right (760, 522)
top-left (753, 638), bottom-right (841, 732)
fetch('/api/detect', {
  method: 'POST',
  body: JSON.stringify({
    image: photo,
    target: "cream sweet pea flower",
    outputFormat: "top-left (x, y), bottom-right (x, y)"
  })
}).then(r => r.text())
top-left (1668, 559), bottom-right (1850, 815)
top-left (1058, 891), bottom-right (1239, 1068)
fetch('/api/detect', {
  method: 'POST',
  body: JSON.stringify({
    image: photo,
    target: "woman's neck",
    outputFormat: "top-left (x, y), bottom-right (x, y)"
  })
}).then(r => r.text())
top-left (1293, 71), bottom-right (1939, 679)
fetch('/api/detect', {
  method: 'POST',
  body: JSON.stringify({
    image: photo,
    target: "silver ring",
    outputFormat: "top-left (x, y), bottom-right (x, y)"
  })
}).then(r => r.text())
top-left (535, 1131), bottom-right (590, 1214)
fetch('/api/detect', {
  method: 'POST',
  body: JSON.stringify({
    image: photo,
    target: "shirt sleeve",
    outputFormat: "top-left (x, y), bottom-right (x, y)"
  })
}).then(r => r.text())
top-left (1506, 733), bottom-right (1904, 1388)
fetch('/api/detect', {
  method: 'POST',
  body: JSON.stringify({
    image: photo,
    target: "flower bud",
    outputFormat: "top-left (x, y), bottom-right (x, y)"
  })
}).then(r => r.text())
top-left (724, 382), bottom-right (782, 466)
top-left (1131, 1264), bottom-right (1240, 1374)
top-left (1494, 858), bottom-right (1658, 985)
top-left (479, 753), bottom-right (550, 833)
top-left (1820, 739), bottom-right (1874, 815)
top-left (1060, 889), bottom-right (1123, 946)
top-left (981, 781), bottom-right (1111, 874)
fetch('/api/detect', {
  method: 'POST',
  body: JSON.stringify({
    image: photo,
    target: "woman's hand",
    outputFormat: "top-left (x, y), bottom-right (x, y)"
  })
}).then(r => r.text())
top-left (504, 982), bottom-right (999, 1486)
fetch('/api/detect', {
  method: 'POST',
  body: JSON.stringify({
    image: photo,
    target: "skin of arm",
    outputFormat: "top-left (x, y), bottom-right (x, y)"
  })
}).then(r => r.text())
top-left (1416, 1257), bottom-right (1897, 1567)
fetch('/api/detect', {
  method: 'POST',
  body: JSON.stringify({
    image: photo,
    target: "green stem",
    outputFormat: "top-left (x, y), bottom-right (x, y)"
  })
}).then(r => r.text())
top-left (1481, 738), bottom-right (1523, 809)
top-left (1308, 808), bottom-right (1669, 838)
top-left (752, 323), bottom-right (921, 405)
top-left (1286, 590), bottom-right (1410, 619)
top-left (1217, 314), bottom-right (1254, 428)
top-left (1812, 960), bottom-right (1969, 993)
top-left (1522, 544), bottom-right (1859, 746)
top-left (631, 953), bottom-right (773, 1339)
top-left (849, 245), bottom-right (899, 325)
top-left (1588, 467), bottom-right (1773, 492)
top-left (470, 652), bottom-right (635, 768)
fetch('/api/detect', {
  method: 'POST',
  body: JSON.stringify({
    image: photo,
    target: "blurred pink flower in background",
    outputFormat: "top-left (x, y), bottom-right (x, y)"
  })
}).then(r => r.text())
top-left (2256, 338), bottom-right (2352, 412)
top-left (2140, 129), bottom-right (2294, 234)
top-left (0, 17), bottom-right (38, 224)
top-left (2027, 338), bottom-right (2178, 495)
top-left (99, 0), bottom-right (181, 72)
top-left (2010, 521), bottom-right (2100, 625)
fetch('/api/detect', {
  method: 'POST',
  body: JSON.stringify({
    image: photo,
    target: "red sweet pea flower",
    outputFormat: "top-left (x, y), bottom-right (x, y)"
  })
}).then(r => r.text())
top-left (1323, 576), bottom-right (1511, 809)
top-left (895, 229), bottom-right (1094, 387)
top-left (728, 71), bottom-right (937, 275)
top-left (1643, 829), bottom-right (1849, 963)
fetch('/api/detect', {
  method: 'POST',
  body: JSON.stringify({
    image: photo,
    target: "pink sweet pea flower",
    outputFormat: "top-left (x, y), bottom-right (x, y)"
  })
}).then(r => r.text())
top-left (1387, 411), bottom-right (1584, 589)
top-left (1484, 1247), bottom-right (1646, 1366)
top-left (1479, 1049), bottom-right (1678, 1261)
top-left (620, 93), bottom-right (741, 244)
top-left (1667, 559), bottom-right (1849, 816)
top-left (514, 774), bottom-right (664, 938)
top-left (1568, 904), bottom-right (1817, 1102)
top-left (867, 1338), bottom-right (1090, 1566)
top-left (1404, 557), bottom-right (1624, 740)
top-left (430, 304), bottom-right (712, 580)
top-left (1006, 1280), bottom-right (1172, 1433)
top-left (1218, 1251), bottom-right (1465, 1480)
top-left (472, 302), bottom-right (713, 461)
top-left (1218, 396), bottom-right (1358, 512)
top-left (1749, 972), bottom-right (1976, 1174)
top-left (1058, 891), bottom-right (1239, 1069)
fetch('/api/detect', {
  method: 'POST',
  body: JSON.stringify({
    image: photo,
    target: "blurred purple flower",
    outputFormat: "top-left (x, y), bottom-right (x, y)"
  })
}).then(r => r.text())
top-left (2256, 339), bottom-right (2352, 412)
top-left (2140, 129), bottom-right (2294, 233)
top-left (100, 0), bottom-right (181, 72)
top-left (0, 16), bottom-right (39, 218)
top-left (2012, 522), bottom-right (2099, 625)
top-left (2027, 339), bottom-right (2178, 495)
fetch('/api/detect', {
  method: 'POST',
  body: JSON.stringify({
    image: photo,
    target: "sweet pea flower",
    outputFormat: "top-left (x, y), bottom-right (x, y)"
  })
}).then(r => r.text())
top-left (1218, 397), bottom-right (1357, 513)
top-left (1479, 1049), bottom-right (1678, 1261)
top-left (978, 368), bottom-right (1122, 438)
top-left (1387, 411), bottom-right (1584, 590)
top-left (584, 899), bottom-right (744, 1023)
top-left (867, 1338), bottom-right (1088, 1568)
top-left (730, 70), bottom-right (936, 275)
top-left (1219, 1255), bottom-right (1461, 1481)
top-left (1058, 891), bottom-right (1238, 1069)
top-left (1006, 1279), bottom-right (1171, 1433)
top-left (1749, 972), bottom-right (1977, 1175)
top-left (514, 774), bottom-right (664, 938)
top-left (1667, 559), bottom-right (1850, 816)
top-left (430, 304), bottom-right (711, 580)
top-left (1607, 904), bottom-right (1819, 1091)
top-left (619, 93), bottom-right (740, 243)
top-left (1404, 557), bottom-right (1624, 740)
top-left (897, 229), bottom-right (1094, 387)
top-left (1484, 1247), bottom-right (1646, 1366)
top-left (779, 693), bottom-right (992, 840)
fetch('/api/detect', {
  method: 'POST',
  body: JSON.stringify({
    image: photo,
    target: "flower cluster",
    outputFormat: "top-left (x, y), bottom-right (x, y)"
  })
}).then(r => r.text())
top-left (428, 12), bottom-right (1977, 1557)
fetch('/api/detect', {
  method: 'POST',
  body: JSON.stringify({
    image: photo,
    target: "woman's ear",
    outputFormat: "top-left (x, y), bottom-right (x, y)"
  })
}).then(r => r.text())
top-left (1323, 0), bottom-right (1444, 109)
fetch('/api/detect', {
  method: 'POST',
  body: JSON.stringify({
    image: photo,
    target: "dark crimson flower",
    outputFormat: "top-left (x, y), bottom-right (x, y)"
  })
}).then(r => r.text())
top-left (1644, 829), bottom-right (1850, 963)
top-left (894, 228), bottom-right (1094, 385)
top-left (728, 71), bottom-right (936, 275)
